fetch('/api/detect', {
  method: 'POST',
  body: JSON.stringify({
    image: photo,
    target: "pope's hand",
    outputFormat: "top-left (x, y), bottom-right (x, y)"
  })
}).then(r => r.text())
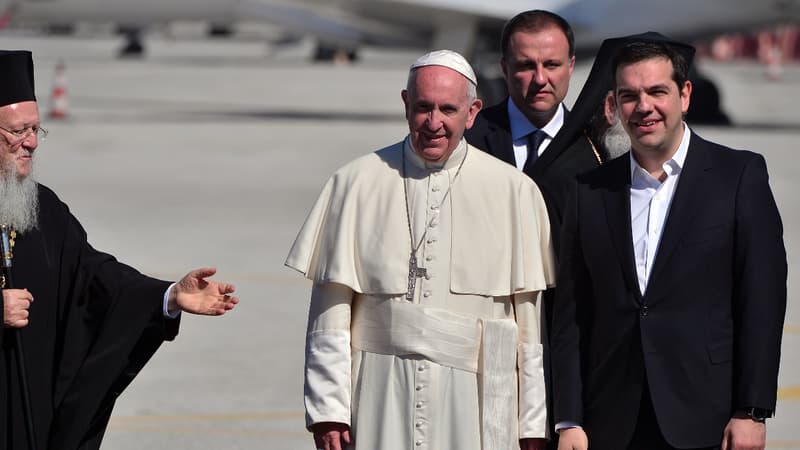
top-left (168, 267), bottom-right (238, 316)
top-left (520, 437), bottom-right (547, 450)
top-left (2, 288), bottom-right (33, 328)
top-left (311, 422), bottom-right (351, 450)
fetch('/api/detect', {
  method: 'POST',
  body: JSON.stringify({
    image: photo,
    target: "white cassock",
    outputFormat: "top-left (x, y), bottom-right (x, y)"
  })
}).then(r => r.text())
top-left (286, 137), bottom-right (556, 450)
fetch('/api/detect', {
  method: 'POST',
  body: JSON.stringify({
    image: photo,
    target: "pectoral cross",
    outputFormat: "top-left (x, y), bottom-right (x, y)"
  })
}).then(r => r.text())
top-left (406, 253), bottom-right (427, 300)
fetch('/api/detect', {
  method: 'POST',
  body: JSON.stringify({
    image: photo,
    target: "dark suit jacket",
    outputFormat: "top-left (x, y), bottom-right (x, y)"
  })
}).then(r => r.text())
top-left (464, 100), bottom-right (602, 252)
top-left (551, 132), bottom-right (787, 449)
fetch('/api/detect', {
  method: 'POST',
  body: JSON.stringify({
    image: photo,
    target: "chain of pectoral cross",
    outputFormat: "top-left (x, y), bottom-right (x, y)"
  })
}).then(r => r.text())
top-left (401, 144), bottom-right (468, 301)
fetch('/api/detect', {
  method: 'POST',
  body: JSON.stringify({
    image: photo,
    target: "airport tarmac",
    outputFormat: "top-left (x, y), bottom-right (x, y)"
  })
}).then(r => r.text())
top-left (1, 32), bottom-right (799, 449)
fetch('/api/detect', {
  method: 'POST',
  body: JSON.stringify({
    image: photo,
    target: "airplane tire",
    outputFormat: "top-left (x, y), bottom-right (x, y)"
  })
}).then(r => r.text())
top-left (313, 44), bottom-right (358, 63)
top-left (118, 33), bottom-right (145, 59)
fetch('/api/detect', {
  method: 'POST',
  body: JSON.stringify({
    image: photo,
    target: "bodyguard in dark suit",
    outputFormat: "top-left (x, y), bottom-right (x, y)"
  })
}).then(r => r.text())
top-left (464, 10), bottom-right (603, 250)
top-left (464, 12), bottom-right (606, 446)
top-left (552, 36), bottom-right (787, 450)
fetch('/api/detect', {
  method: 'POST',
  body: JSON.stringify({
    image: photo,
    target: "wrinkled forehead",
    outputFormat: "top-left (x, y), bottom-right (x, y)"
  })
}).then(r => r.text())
top-left (0, 101), bottom-right (40, 124)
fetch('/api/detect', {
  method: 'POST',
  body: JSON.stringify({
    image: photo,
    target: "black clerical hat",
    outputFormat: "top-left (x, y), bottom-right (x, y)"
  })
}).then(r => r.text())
top-left (0, 50), bottom-right (36, 108)
top-left (549, 32), bottom-right (695, 158)
top-left (608, 31), bottom-right (696, 75)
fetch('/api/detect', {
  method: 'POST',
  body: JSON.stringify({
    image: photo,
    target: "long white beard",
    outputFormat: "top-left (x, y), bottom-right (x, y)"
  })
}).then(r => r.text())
top-left (602, 119), bottom-right (632, 160)
top-left (0, 162), bottom-right (39, 233)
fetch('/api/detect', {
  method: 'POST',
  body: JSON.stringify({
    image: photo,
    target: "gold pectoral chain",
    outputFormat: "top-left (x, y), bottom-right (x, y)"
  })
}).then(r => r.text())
top-left (1, 229), bottom-right (16, 289)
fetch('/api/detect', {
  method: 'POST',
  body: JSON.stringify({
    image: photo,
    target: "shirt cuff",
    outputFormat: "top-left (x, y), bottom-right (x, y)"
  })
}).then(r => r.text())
top-left (555, 422), bottom-right (582, 433)
top-left (163, 282), bottom-right (181, 319)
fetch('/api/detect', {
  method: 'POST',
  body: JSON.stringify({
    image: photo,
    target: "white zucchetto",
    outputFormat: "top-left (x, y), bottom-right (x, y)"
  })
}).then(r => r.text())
top-left (410, 49), bottom-right (478, 86)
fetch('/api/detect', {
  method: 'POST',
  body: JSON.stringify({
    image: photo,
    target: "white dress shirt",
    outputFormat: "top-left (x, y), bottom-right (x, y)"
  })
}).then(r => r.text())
top-left (630, 124), bottom-right (691, 295)
top-left (162, 283), bottom-right (180, 318)
top-left (507, 99), bottom-right (565, 170)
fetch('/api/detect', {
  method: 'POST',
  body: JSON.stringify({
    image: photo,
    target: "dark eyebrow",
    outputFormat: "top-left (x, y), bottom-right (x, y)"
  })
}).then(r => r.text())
top-left (646, 83), bottom-right (672, 91)
top-left (617, 83), bottom-right (672, 95)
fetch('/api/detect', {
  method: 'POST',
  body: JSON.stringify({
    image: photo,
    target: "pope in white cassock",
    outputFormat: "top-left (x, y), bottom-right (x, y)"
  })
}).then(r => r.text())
top-left (286, 50), bottom-right (556, 450)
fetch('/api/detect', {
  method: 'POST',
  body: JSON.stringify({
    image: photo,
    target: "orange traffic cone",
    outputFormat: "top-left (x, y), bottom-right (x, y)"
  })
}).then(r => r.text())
top-left (49, 61), bottom-right (69, 119)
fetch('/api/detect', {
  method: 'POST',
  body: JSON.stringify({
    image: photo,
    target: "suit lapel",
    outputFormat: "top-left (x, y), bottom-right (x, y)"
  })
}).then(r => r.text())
top-left (600, 156), bottom-right (642, 302)
top-left (481, 102), bottom-right (517, 167)
top-left (644, 134), bottom-right (712, 300)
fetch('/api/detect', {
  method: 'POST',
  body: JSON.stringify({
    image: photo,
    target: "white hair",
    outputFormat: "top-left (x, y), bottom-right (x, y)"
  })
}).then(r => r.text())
top-left (602, 111), bottom-right (632, 160)
top-left (0, 159), bottom-right (39, 233)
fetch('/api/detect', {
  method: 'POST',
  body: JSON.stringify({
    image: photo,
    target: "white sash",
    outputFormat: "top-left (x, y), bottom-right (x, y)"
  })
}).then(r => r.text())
top-left (351, 296), bottom-right (519, 450)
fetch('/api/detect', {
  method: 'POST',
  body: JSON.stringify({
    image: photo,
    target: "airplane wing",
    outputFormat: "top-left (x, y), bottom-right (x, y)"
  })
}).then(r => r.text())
top-left (6, 0), bottom-right (798, 56)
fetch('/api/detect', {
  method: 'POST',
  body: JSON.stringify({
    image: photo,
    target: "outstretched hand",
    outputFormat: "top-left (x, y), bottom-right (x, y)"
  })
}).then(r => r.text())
top-left (169, 267), bottom-right (239, 316)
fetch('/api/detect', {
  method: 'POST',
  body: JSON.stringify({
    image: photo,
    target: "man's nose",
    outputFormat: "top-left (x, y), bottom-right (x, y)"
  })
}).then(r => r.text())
top-left (426, 110), bottom-right (442, 128)
top-left (533, 66), bottom-right (547, 85)
top-left (20, 131), bottom-right (38, 150)
top-left (634, 94), bottom-right (653, 113)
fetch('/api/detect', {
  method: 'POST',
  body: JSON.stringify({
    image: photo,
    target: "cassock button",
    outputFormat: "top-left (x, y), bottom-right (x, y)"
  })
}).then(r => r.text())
top-left (416, 441), bottom-right (423, 446)
top-left (423, 291), bottom-right (431, 298)
top-left (425, 255), bottom-right (433, 261)
top-left (432, 185), bottom-right (441, 192)
top-left (424, 273), bottom-right (431, 280)
top-left (640, 305), bottom-right (649, 317)
top-left (416, 402), bottom-right (424, 408)
top-left (416, 422), bottom-right (423, 428)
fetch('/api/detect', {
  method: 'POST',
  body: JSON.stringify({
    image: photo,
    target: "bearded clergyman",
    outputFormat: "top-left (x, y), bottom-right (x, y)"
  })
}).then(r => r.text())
top-left (0, 49), bottom-right (239, 450)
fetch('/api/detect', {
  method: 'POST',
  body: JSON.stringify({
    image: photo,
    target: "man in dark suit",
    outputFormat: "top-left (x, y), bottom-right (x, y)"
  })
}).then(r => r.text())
top-left (464, 12), bottom-right (607, 446)
top-left (551, 35), bottom-right (787, 450)
top-left (465, 10), bottom-right (604, 249)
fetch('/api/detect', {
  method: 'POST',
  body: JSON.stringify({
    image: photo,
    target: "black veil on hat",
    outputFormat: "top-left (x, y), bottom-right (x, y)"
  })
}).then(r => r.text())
top-left (0, 50), bottom-right (36, 108)
top-left (549, 32), bottom-right (696, 157)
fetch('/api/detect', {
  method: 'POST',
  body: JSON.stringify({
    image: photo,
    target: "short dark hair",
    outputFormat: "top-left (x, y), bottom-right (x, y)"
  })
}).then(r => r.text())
top-left (500, 10), bottom-right (575, 59)
top-left (611, 41), bottom-right (690, 89)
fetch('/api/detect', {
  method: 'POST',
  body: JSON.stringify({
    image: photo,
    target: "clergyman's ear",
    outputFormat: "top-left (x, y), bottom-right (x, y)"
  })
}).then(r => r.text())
top-left (604, 90), bottom-right (616, 126)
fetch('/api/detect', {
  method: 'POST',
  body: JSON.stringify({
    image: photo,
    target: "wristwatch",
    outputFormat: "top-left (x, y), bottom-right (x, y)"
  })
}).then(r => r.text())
top-left (742, 407), bottom-right (773, 423)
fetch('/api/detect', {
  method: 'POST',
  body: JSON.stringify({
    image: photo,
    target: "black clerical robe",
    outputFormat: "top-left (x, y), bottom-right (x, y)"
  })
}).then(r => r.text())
top-left (1, 184), bottom-right (179, 450)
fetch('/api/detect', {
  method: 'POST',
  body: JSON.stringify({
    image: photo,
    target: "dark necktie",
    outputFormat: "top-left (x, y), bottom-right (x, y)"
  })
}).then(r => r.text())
top-left (524, 129), bottom-right (547, 172)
